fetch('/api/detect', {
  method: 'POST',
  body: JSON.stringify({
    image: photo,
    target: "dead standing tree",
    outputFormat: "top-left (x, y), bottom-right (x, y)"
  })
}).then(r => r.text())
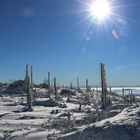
top-left (47, 72), bottom-right (52, 98)
top-left (30, 65), bottom-right (33, 89)
top-left (100, 63), bottom-right (108, 109)
top-left (54, 77), bottom-right (57, 100)
top-left (48, 72), bottom-right (50, 89)
top-left (86, 79), bottom-right (90, 93)
top-left (77, 77), bottom-right (80, 90)
top-left (25, 64), bottom-right (32, 110)
top-left (109, 86), bottom-right (112, 94)
top-left (67, 90), bottom-right (71, 102)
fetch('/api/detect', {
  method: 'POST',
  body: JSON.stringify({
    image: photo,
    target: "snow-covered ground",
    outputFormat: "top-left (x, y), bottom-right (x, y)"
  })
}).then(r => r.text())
top-left (58, 105), bottom-right (140, 140)
top-left (0, 88), bottom-right (140, 140)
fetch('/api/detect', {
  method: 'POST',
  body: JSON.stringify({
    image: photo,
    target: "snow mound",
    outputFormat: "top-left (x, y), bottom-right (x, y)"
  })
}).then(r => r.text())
top-left (58, 106), bottom-right (140, 140)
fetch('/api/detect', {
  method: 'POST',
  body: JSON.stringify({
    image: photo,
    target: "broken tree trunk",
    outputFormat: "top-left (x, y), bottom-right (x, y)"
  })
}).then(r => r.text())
top-left (30, 65), bottom-right (33, 89)
top-left (48, 72), bottom-right (50, 89)
top-left (77, 77), bottom-right (80, 90)
top-left (67, 91), bottom-right (71, 102)
top-left (109, 86), bottom-right (112, 94)
top-left (54, 77), bottom-right (57, 100)
top-left (78, 102), bottom-right (82, 112)
top-left (130, 89), bottom-right (133, 104)
top-left (122, 88), bottom-right (124, 96)
top-left (100, 63), bottom-right (107, 109)
top-left (86, 79), bottom-right (88, 93)
top-left (25, 64), bottom-right (32, 110)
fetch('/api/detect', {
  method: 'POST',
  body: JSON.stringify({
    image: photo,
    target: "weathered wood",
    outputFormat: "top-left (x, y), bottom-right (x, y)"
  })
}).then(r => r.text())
top-left (86, 79), bottom-right (88, 93)
top-left (48, 72), bottom-right (50, 88)
top-left (109, 86), bottom-right (112, 94)
top-left (25, 64), bottom-right (32, 110)
top-left (54, 77), bottom-right (57, 100)
top-left (122, 88), bottom-right (124, 96)
top-left (30, 65), bottom-right (33, 89)
top-left (100, 63), bottom-right (107, 109)
top-left (77, 77), bottom-right (80, 90)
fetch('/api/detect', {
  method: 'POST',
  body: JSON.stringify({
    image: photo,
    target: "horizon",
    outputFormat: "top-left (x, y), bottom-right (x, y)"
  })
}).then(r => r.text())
top-left (1, 76), bottom-right (140, 87)
top-left (0, 0), bottom-right (140, 86)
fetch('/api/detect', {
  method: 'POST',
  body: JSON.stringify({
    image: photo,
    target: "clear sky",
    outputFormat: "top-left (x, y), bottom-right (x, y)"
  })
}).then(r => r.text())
top-left (0, 0), bottom-right (140, 86)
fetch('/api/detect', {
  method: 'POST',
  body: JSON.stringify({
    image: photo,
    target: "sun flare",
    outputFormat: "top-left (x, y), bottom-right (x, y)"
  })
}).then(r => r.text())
top-left (89, 0), bottom-right (111, 21)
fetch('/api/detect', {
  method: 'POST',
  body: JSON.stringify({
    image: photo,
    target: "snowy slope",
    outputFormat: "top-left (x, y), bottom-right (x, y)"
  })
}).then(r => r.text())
top-left (58, 106), bottom-right (140, 140)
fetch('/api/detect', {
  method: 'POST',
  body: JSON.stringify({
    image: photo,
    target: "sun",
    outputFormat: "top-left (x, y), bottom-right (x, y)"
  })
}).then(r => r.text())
top-left (89, 0), bottom-right (111, 21)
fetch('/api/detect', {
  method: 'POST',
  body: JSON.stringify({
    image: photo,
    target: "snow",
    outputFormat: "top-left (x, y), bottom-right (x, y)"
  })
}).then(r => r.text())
top-left (58, 106), bottom-right (140, 140)
top-left (0, 88), bottom-right (140, 140)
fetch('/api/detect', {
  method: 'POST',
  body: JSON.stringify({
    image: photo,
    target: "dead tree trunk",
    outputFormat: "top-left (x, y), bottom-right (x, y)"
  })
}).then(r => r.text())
top-left (86, 79), bottom-right (88, 93)
top-left (67, 112), bottom-right (71, 128)
top-left (100, 63), bottom-right (107, 109)
top-left (48, 72), bottom-right (50, 89)
top-left (54, 77), bottom-right (57, 100)
top-left (67, 92), bottom-right (71, 102)
top-left (30, 65), bottom-right (33, 89)
top-left (122, 88), bottom-right (124, 96)
top-left (25, 64), bottom-right (32, 110)
top-left (109, 86), bottom-right (112, 94)
top-left (77, 77), bottom-right (80, 90)
top-left (78, 102), bottom-right (82, 112)
top-left (130, 89), bottom-right (133, 103)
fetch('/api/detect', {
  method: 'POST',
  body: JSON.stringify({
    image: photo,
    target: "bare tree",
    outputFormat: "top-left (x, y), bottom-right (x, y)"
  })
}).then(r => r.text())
top-left (77, 77), bottom-right (80, 90)
top-left (25, 64), bottom-right (32, 110)
top-left (54, 77), bottom-right (57, 100)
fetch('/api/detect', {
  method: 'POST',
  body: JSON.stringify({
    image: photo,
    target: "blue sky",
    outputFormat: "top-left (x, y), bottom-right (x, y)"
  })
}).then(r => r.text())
top-left (0, 0), bottom-right (140, 86)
